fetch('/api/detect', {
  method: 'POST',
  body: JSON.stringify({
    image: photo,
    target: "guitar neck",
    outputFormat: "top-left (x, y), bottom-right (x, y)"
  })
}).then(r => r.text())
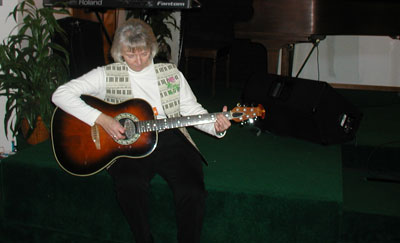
top-left (135, 112), bottom-right (232, 133)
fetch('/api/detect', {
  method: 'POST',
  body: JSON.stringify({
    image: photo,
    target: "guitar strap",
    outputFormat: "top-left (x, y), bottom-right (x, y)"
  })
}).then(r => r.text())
top-left (104, 62), bottom-right (199, 151)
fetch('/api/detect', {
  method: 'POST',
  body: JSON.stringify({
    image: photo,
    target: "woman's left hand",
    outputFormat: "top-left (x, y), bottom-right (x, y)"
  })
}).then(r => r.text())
top-left (214, 106), bottom-right (231, 134)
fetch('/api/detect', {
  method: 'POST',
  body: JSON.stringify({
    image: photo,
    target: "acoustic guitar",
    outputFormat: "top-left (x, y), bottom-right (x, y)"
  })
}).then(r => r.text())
top-left (51, 95), bottom-right (265, 176)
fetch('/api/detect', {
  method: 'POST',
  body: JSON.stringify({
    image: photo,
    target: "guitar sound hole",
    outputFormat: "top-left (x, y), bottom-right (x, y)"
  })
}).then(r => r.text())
top-left (119, 118), bottom-right (137, 139)
top-left (114, 113), bottom-right (140, 145)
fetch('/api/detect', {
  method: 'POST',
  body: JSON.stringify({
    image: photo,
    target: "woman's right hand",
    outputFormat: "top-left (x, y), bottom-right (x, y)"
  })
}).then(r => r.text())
top-left (95, 113), bottom-right (126, 140)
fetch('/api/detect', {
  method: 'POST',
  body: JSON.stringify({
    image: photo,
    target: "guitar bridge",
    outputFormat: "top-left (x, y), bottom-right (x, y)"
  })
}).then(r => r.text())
top-left (91, 125), bottom-right (101, 150)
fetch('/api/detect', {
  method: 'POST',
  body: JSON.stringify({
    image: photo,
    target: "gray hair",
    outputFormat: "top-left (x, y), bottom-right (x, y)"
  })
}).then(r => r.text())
top-left (110, 19), bottom-right (158, 63)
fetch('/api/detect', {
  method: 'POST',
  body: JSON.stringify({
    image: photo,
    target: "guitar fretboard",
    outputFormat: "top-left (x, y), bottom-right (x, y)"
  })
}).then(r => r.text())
top-left (135, 112), bottom-right (232, 133)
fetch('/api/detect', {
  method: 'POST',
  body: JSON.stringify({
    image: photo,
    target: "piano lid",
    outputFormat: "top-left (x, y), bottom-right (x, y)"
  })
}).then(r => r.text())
top-left (235, 0), bottom-right (400, 41)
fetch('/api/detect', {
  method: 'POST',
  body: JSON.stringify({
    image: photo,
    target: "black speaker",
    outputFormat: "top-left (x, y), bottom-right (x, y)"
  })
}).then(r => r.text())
top-left (54, 17), bottom-right (106, 79)
top-left (242, 72), bottom-right (363, 145)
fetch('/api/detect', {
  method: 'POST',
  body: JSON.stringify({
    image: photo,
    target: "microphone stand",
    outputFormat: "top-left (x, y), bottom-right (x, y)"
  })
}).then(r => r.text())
top-left (295, 35), bottom-right (326, 78)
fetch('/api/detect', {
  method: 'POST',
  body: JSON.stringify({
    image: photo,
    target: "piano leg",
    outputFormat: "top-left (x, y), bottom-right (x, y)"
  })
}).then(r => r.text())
top-left (255, 39), bottom-right (293, 76)
top-left (267, 47), bottom-right (280, 74)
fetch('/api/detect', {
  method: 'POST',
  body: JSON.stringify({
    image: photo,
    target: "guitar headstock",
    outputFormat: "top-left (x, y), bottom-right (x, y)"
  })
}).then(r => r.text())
top-left (230, 104), bottom-right (266, 123)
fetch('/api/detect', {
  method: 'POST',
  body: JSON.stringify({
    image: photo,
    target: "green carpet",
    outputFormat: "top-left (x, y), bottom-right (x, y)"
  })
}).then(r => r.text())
top-left (191, 125), bottom-right (342, 201)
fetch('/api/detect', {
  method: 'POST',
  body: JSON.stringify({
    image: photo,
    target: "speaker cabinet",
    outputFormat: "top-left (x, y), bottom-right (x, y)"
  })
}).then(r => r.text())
top-left (54, 17), bottom-right (106, 79)
top-left (242, 72), bottom-right (363, 145)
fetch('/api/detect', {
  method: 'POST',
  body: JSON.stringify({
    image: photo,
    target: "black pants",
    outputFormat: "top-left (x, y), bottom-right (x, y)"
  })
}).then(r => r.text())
top-left (107, 129), bottom-right (207, 243)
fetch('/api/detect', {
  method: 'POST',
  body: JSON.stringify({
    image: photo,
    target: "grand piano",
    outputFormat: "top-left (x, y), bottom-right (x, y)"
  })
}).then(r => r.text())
top-left (235, 0), bottom-right (400, 76)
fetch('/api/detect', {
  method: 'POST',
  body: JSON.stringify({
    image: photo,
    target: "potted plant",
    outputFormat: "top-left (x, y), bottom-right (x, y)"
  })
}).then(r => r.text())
top-left (0, 0), bottom-right (70, 145)
top-left (126, 9), bottom-right (179, 62)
